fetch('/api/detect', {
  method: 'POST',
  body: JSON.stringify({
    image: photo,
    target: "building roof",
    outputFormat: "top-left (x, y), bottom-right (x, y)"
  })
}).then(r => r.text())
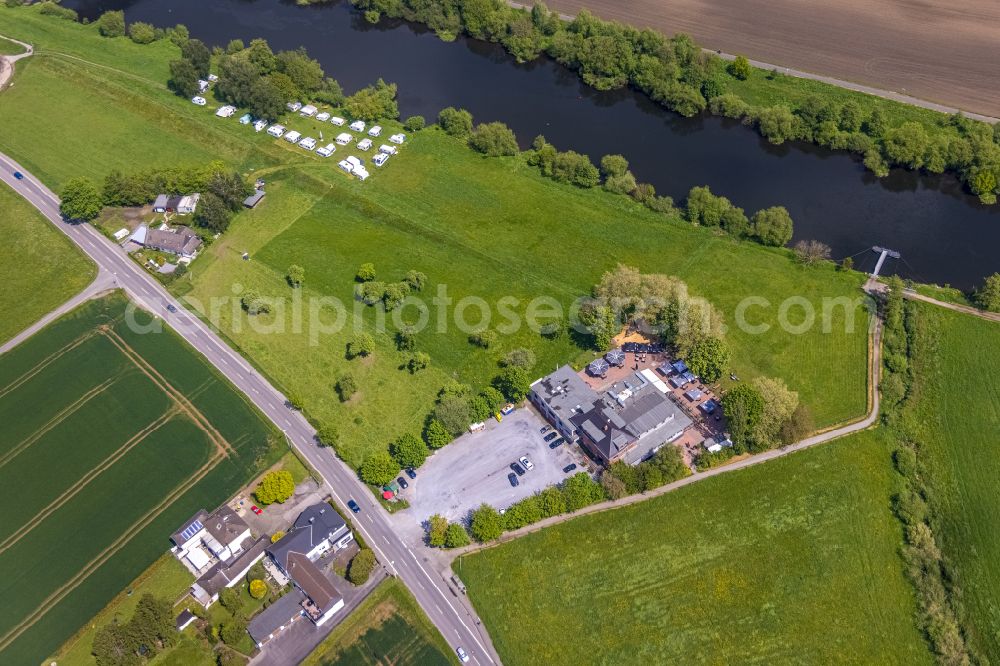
top-left (175, 609), bottom-right (197, 631)
top-left (194, 537), bottom-right (269, 598)
top-left (286, 552), bottom-right (341, 613)
top-left (267, 504), bottom-right (348, 570)
top-left (247, 589), bottom-right (306, 644)
top-left (153, 194), bottom-right (169, 209)
top-left (171, 510), bottom-right (209, 547)
top-left (204, 505), bottom-right (250, 548)
top-left (530, 365), bottom-right (600, 419)
top-left (243, 190), bottom-right (266, 208)
top-left (144, 226), bottom-right (202, 256)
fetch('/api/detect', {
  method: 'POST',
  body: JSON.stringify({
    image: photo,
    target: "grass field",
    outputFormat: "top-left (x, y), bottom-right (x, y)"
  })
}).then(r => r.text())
top-left (301, 578), bottom-right (454, 666)
top-left (456, 431), bottom-right (930, 664)
top-left (0, 6), bottom-right (870, 472)
top-left (0, 180), bottom-right (95, 344)
top-left (0, 293), bottom-right (280, 665)
top-left (903, 304), bottom-right (1000, 658)
top-left (0, 35), bottom-right (25, 55)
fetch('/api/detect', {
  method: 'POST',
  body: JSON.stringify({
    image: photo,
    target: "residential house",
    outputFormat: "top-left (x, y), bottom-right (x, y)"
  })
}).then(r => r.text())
top-left (170, 506), bottom-right (252, 572)
top-left (190, 537), bottom-right (269, 607)
top-left (134, 225), bottom-right (203, 259)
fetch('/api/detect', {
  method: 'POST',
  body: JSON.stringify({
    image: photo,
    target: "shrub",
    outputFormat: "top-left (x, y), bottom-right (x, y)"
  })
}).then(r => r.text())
top-left (39, 3), bottom-right (79, 20)
top-left (444, 523), bottom-right (471, 548)
top-left (562, 472), bottom-right (605, 511)
top-left (219, 617), bottom-right (247, 646)
top-left (286, 264), bottom-right (305, 287)
top-left (96, 10), bottom-right (126, 38)
top-left (248, 579), bottom-right (267, 599)
top-left (436, 396), bottom-right (472, 436)
top-left (128, 22), bottom-right (157, 44)
top-left (728, 55), bottom-right (752, 80)
top-left (240, 290), bottom-right (271, 316)
top-left (502, 348), bottom-right (536, 369)
top-left (428, 514), bottom-right (448, 547)
top-left (751, 206), bottom-right (795, 246)
top-left (270, 531), bottom-right (285, 543)
top-left (404, 270), bottom-right (427, 291)
top-left (469, 122), bottom-right (519, 156)
top-left (469, 329), bottom-right (497, 348)
top-left (408, 352), bottom-right (430, 373)
top-left (470, 504), bottom-right (503, 542)
top-left (493, 366), bottom-right (531, 402)
top-left (403, 115), bottom-right (426, 132)
top-left (347, 333), bottom-right (375, 359)
top-left (218, 587), bottom-right (243, 615)
top-left (438, 107), bottom-right (473, 136)
top-left (356, 262), bottom-right (377, 282)
top-left (347, 549), bottom-right (376, 584)
top-left (255, 470), bottom-right (294, 505)
top-left (317, 424), bottom-right (339, 448)
top-left (335, 373), bottom-right (357, 402)
top-left (422, 419), bottom-right (452, 449)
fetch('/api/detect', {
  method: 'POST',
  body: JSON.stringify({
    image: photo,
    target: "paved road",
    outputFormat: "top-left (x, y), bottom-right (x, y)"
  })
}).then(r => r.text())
top-left (0, 152), bottom-right (501, 666)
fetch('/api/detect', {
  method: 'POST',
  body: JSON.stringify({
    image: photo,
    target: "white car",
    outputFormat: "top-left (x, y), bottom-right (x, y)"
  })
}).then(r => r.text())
top-left (349, 120), bottom-right (366, 132)
top-left (457, 647), bottom-right (470, 663)
top-left (357, 138), bottom-right (373, 151)
top-left (519, 455), bottom-right (534, 471)
top-left (191, 96), bottom-right (207, 106)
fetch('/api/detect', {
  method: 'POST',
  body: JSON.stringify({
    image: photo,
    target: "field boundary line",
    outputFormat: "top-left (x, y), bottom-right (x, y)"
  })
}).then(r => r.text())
top-left (102, 328), bottom-right (235, 459)
top-left (0, 330), bottom-right (97, 398)
top-left (0, 373), bottom-right (120, 470)
top-left (0, 449), bottom-right (225, 652)
top-left (0, 408), bottom-right (180, 554)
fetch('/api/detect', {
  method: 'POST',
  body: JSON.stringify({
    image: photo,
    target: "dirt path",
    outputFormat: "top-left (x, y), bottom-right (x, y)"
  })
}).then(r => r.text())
top-left (0, 33), bottom-right (32, 91)
top-left (903, 289), bottom-right (1000, 323)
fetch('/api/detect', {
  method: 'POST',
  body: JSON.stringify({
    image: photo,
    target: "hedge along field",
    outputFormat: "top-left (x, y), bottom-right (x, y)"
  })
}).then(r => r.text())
top-left (0, 294), bottom-right (283, 665)
top-left (0, 181), bottom-right (95, 345)
top-left (456, 431), bottom-right (931, 664)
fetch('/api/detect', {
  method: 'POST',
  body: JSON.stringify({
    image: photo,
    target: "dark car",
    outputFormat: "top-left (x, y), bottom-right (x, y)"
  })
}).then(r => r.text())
top-left (539, 425), bottom-right (551, 434)
top-left (397, 476), bottom-right (409, 489)
top-left (543, 431), bottom-right (559, 442)
top-left (510, 462), bottom-right (525, 476)
top-left (347, 499), bottom-right (361, 513)
top-left (405, 467), bottom-right (417, 480)
top-left (548, 437), bottom-right (565, 449)
top-left (13, 171), bottom-right (24, 180)
top-left (166, 304), bottom-right (177, 313)
top-left (562, 463), bottom-right (578, 474)
top-left (507, 472), bottom-right (519, 487)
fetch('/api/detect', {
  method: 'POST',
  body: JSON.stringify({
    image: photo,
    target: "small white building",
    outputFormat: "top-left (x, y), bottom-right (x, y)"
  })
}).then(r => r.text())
top-left (373, 152), bottom-right (389, 167)
top-left (349, 120), bottom-right (366, 132)
top-left (215, 105), bottom-right (236, 118)
top-left (389, 133), bottom-right (405, 144)
top-left (330, 116), bottom-right (345, 126)
top-left (300, 104), bottom-right (318, 117)
top-left (335, 132), bottom-right (353, 145)
top-left (367, 125), bottom-right (382, 137)
top-left (378, 144), bottom-right (397, 155)
top-left (287, 101), bottom-right (302, 112)
top-left (284, 130), bottom-right (302, 143)
top-left (354, 166), bottom-right (370, 181)
top-left (316, 111), bottom-right (331, 122)
top-left (357, 138), bottom-right (373, 151)
top-left (113, 227), bottom-right (130, 241)
top-left (267, 124), bottom-right (286, 138)
top-left (253, 119), bottom-right (268, 132)
top-left (299, 137), bottom-right (317, 151)
top-left (316, 143), bottom-right (336, 158)
top-left (177, 193), bottom-right (201, 215)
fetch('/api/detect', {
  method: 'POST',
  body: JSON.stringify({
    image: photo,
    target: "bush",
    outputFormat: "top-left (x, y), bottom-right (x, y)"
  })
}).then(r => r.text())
top-left (470, 504), bottom-right (503, 542)
top-left (219, 617), bottom-right (247, 646)
top-left (335, 373), bottom-right (357, 402)
top-left (435, 396), bottom-right (472, 436)
top-left (356, 262), bottom-right (377, 282)
top-left (751, 206), bottom-right (795, 246)
top-left (422, 418), bottom-right (452, 449)
top-left (469, 122), bottom-right (519, 156)
top-left (248, 579), bottom-right (267, 599)
top-left (428, 514), bottom-right (448, 547)
top-left (408, 351), bottom-right (430, 373)
top-left (562, 472), bottom-right (605, 511)
top-left (96, 10), bottom-right (126, 37)
top-left (403, 115), bottom-right (426, 132)
top-left (444, 523), bottom-right (471, 548)
top-left (255, 470), bottom-right (294, 505)
top-left (347, 333), bottom-right (375, 359)
top-left (317, 424), bottom-right (339, 448)
top-left (347, 548), bottom-right (376, 584)
top-left (469, 329), bottom-right (498, 348)
top-left (493, 366), bottom-right (531, 402)
top-left (728, 55), bottom-right (752, 80)
top-left (39, 3), bottom-right (79, 20)
top-left (502, 348), bottom-right (536, 369)
top-left (438, 107), bottom-right (474, 137)
top-left (128, 22), bottom-right (157, 44)
top-left (218, 587), bottom-right (244, 615)
top-left (286, 264), bottom-right (305, 287)
top-left (240, 290), bottom-right (271, 316)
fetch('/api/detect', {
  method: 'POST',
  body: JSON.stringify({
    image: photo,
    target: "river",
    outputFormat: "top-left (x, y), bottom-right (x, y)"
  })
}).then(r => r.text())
top-left (64, 0), bottom-right (1000, 290)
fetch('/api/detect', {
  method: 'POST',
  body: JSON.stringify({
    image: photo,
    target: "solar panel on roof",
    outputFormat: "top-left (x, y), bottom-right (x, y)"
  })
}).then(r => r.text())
top-left (180, 520), bottom-right (203, 541)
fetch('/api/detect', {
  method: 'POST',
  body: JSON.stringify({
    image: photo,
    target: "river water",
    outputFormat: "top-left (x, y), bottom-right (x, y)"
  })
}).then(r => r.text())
top-left (64, 0), bottom-right (1000, 289)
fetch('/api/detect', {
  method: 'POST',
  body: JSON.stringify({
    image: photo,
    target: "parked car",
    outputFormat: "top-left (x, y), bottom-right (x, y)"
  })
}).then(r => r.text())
top-left (457, 647), bottom-right (470, 663)
top-left (548, 437), bottom-right (565, 449)
top-left (405, 467), bottom-right (417, 480)
top-left (250, 505), bottom-right (263, 515)
top-left (347, 499), bottom-right (361, 513)
top-left (507, 472), bottom-right (519, 487)
top-left (544, 431), bottom-right (559, 442)
top-left (540, 425), bottom-right (551, 434)
top-left (397, 476), bottom-right (409, 489)
top-left (13, 171), bottom-right (23, 180)
top-left (510, 462), bottom-right (525, 476)
top-left (562, 463), bottom-right (578, 474)
top-left (519, 455), bottom-right (534, 471)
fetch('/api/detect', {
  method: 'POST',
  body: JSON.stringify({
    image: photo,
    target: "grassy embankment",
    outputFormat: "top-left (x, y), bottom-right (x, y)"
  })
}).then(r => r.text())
top-left (0, 6), bottom-right (869, 472)
top-left (456, 431), bottom-right (931, 664)
top-left (0, 180), bottom-right (95, 344)
top-left (301, 578), bottom-right (455, 666)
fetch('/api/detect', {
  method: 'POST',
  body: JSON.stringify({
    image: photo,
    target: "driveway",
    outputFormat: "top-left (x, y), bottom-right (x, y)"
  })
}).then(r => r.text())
top-left (399, 409), bottom-right (585, 531)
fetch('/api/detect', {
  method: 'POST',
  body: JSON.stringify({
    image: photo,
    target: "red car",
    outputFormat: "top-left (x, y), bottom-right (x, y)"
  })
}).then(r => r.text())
top-left (251, 505), bottom-right (263, 515)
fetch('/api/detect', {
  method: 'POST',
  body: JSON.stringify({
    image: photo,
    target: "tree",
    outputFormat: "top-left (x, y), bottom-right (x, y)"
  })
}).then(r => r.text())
top-left (756, 105), bottom-right (798, 145)
top-left (728, 55), bottom-right (751, 80)
top-left (92, 622), bottom-right (139, 666)
top-left (128, 22), bottom-right (157, 44)
top-left (685, 185), bottom-right (732, 226)
top-left (404, 269), bottom-right (427, 291)
top-left (599, 154), bottom-right (629, 178)
top-left (686, 336), bottom-right (731, 382)
top-left (218, 587), bottom-right (244, 615)
top-left (438, 107), bottom-right (473, 137)
top-left (601, 470), bottom-right (628, 500)
top-left (335, 373), bottom-right (357, 402)
top-left (493, 366), bottom-right (531, 402)
top-left (976, 273), bottom-right (1000, 312)
top-left (752, 376), bottom-right (799, 448)
top-left (240, 290), bottom-right (271, 316)
top-left (347, 333), bottom-right (375, 359)
top-left (884, 121), bottom-right (930, 170)
top-left (469, 329), bottom-right (497, 348)
top-left (480, 386), bottom-right (506, 413)
top-left (60, 177), bottom-right (103, 221)
top-left (722, 383), bottom-right (766, 452)
top-left (562, 472), bottom-right (605, 511)
top-left (286, 264), bottom-right (305, 287)
top-left (403, 115), bottom-right (426, 132)
top-left (317, 424), bottom-right (339, 448)
top-left (408, 352), bottom-right (430, 373)
top-left (248, 579), bottom-right (267, 599)
top-left (469, 122), bottom-right (519, 156)
top-left (467, 395), bottom-right (491, 422)
top-left (166, 24), bottom-right (189, 47)
top-left (277, 47), bottom-right (325, 95)
top-left (382, 282), bottom-right (409, 310)
top-left (208, 171), bottom-right (252, 211)
top-left (779, 404), bottom-right (815, 445)
top-left (194, 192), bottom-right (233, 233)
top-left (395, 328), bottom-right (416, 352)
top-left (344, 79), bottom-right (399, 120)
top-left (347, 548), bottom-right (376, 584)
top-left (219, 617), bottom-right (247, 646)
top-left (793, 240), bottom-right (832, 264)
top-left (255, 470), bottom-right (295, 505)
top-left (389, 433), bottom-right (429, 469)
top-left (422, 418), bottom-right (452, 449)
top-left (502, 348), bottom-right (536, 369)
top-left (359, 451), bottom-right (398, 486)
top-left (436, 396), bottom-right (472, 436)
top-left (470, 503), bottom-right (503, 542)
top-left (841, 256), bottom-right (855, 272)
top-left (428, 514), bottom-right (448, 547)
top-left (358, 281), bottom-right (386, 305)
top-left (444, 523), bottom-right (471, 548)
top-left (751, 206), bottom-right (794, 246)
top-left (181, 38), bottom-right (211, 78)
top-left (356, 262), bottom-right (377, 282)
top-left (96, 10), bottom-right (126, 37)
top-left (226, 38), bottom-right (245, 53)
top-left (217, 649), bottom-right (248, 666)
top-left (538, 486), bottom-right (568, 517)
top-left (169, 58), bottom-right (200, 98)
top-left (650, 445), bottom-right (689, 483)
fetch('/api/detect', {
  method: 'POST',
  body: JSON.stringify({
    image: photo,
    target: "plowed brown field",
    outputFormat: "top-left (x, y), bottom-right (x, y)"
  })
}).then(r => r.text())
top-left (545, 0), bottom-right (1000, 117)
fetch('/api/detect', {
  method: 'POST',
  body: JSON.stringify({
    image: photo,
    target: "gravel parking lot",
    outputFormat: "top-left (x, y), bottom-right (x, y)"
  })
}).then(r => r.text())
top-left (402, 408), bottom-right (583, 525)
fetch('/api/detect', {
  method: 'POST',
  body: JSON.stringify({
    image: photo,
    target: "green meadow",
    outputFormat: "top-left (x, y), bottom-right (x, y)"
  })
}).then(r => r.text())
top-left (0, 180), bottom-right (95, 344)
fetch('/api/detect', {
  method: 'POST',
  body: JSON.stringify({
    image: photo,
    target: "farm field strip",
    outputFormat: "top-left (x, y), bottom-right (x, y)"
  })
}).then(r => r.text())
top-left (0, 329), bottom-right (98, 399)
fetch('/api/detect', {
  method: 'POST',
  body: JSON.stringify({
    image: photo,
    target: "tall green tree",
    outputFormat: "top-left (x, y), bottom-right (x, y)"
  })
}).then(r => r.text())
top-left (721, 383), bottom-right (766, 452)
top-left (751, 206), bottom-right (794, 246)
top-left (470, 504), bottom-right (503, 542)
top-left (96, 10), bottom-right (126, 37)
top-left (360, 451), bottom-right (398, 486)
top-left (389, 433), bottom-right (429, 469)
top-left (60, 177), bottom-right (103, 221)
top-left (255, 470), bottom-right (295, 505)
top-left (686, 336), bottom-right (731, 382)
